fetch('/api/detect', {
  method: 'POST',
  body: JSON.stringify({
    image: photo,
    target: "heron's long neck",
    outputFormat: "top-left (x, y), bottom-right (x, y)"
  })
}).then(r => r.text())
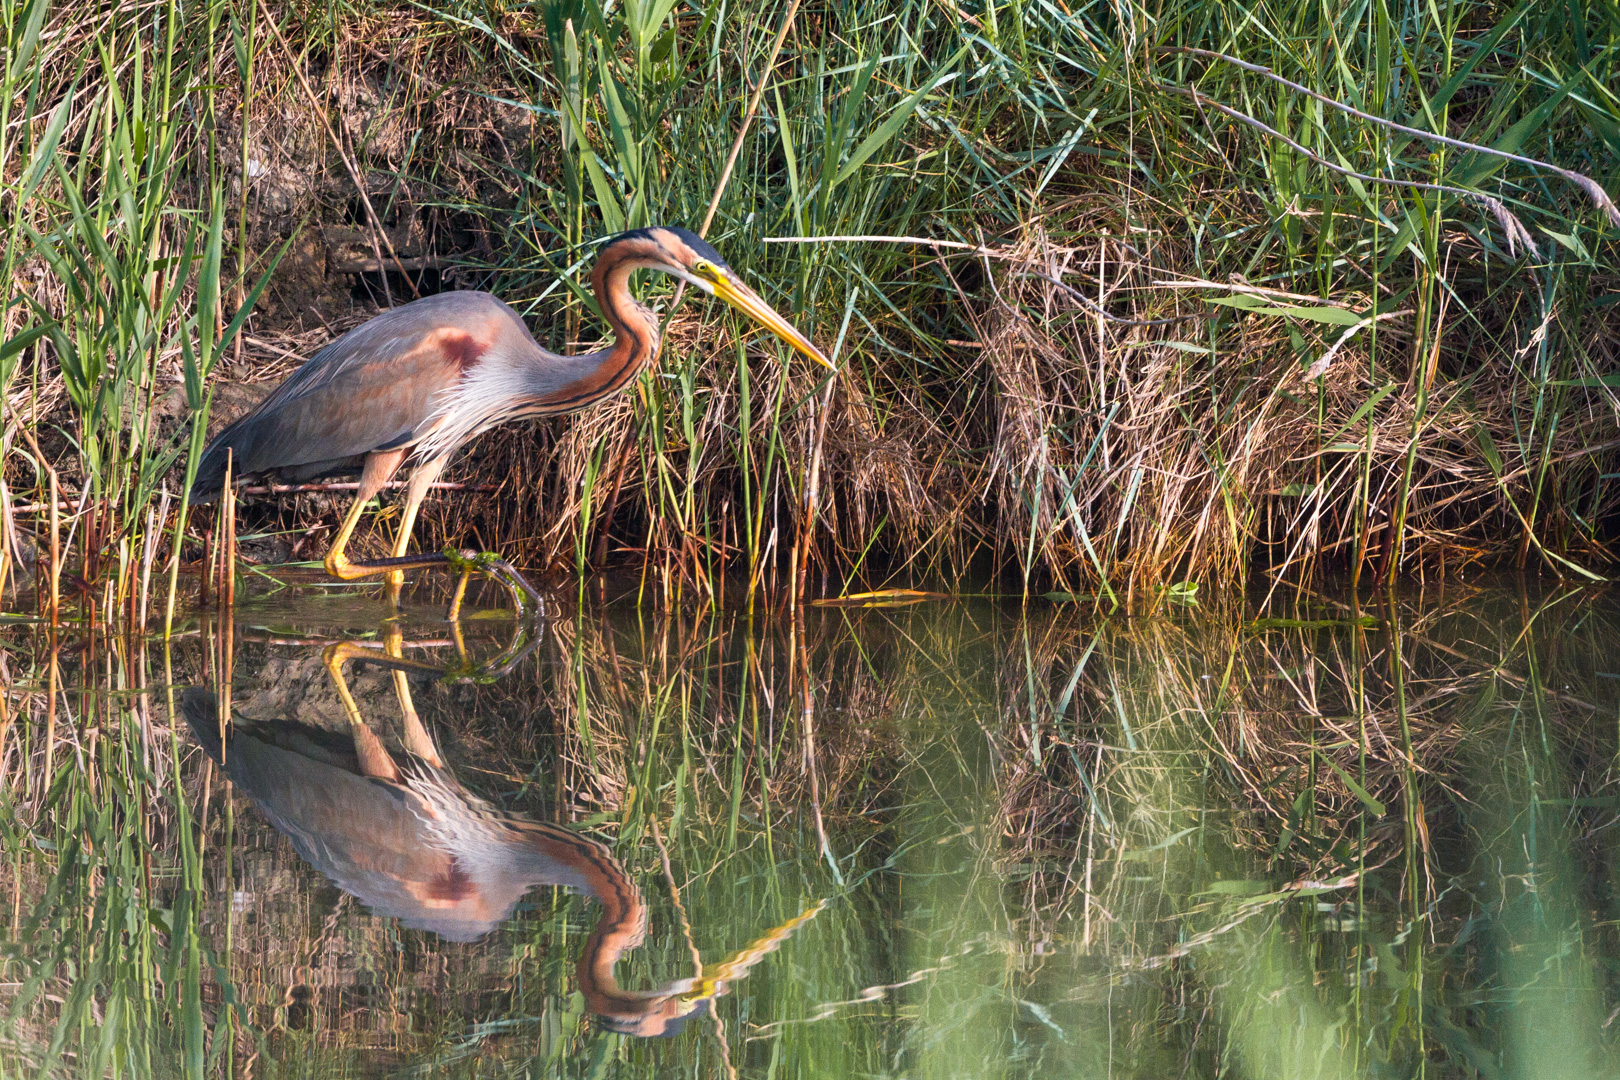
top-left (521, 255), bottom-right (661, 415)
top-left (578, 256), bottom-right (662, 404)
top-left (507, 821), bottom-right (665, 1013)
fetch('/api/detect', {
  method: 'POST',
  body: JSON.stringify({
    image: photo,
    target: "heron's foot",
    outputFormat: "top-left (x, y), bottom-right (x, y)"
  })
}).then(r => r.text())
top-left (442, 548), bottom-right (543, 620)
top-left (434, 613), bottom-right (545, 685)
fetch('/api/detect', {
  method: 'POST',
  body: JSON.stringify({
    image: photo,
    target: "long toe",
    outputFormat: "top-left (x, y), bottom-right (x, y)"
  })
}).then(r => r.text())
top-left (486, 558), bottom-right (543, 613)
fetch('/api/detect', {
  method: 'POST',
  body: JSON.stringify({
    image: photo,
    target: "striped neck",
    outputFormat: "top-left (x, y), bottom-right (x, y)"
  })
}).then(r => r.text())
top-left (584, 248), bottom-right (663, 400)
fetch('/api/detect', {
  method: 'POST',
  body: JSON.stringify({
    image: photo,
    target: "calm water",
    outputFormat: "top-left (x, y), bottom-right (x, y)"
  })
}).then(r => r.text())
top-left (3, 580), bottom-right (1620, 1078)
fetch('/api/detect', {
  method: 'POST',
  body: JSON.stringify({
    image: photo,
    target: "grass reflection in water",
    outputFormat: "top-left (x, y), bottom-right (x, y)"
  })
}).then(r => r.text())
top-left (2, 582), bottom-right (1620, 1078)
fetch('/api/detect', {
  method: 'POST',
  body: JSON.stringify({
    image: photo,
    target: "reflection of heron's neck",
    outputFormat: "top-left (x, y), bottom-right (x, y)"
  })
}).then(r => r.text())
top-left (506, 814), bottom-right (823, 1037)
top-left (516, 821), bottom-right (687, 1024)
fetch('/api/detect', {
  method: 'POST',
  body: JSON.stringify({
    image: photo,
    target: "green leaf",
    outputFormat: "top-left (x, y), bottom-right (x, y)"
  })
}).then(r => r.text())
top-left (1318, 382), bottom-right (1399, 448)
top-left (17, 88), bottom-right (74, 206)
top-left (7, 0), bottom-right (49, 84)
top-left (581, 149), bottom-right (625, 233)
top-left (1540, 227), bottom-right (1591, 262)
top-left (1554, 375), bottom-right (1620, 387)
top-left (1320, 756), bottom-right (1386, 816)
top-left (1206, 295), bottom-right (1364, 325)
top-left (831, 47), bottom-right (967, 189)
top-left (0, 323), bottom-right (50, 364)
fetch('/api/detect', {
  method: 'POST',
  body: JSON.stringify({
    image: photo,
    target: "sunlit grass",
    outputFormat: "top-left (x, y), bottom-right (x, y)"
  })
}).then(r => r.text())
top-left (0, 0), bottom-right (1615, 610)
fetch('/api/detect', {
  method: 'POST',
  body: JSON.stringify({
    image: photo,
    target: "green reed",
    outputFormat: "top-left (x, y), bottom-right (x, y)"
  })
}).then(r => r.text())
top-left (0, 0), bottom-right (280, 624)
top-left (1, 0), bottom-right (1617, 611)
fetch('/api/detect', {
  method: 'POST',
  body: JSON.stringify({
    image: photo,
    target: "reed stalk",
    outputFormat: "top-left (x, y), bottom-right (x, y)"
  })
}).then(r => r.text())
top-left (0, 0), bottom-right (1613, 610)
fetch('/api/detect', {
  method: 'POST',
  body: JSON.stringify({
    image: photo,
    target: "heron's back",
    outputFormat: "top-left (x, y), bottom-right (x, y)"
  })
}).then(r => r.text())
top-left (189, 292), bottom-right (542, 499)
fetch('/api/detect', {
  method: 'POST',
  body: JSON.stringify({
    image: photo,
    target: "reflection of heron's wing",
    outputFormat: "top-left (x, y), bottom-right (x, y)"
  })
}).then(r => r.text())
top-left (183, 689), bottom-right (593, 942)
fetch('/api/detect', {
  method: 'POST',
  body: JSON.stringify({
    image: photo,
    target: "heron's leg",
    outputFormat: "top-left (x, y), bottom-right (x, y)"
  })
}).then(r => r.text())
top-left (322, 641), bottom-right (404, 783)
top-left (324, 448), bottom-right (407, 582)
top-left (384, 456), bottom-right (449, 587)
top-left (322, 452), bottom-right (539, 615)
top-left (447, 568), bottom-right (474, 622)
top-left (384, 622), bottom-right (443, 767)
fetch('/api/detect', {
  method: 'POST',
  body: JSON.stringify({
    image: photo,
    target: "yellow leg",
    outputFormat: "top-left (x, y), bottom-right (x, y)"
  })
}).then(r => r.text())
top-left (386, 457), bottom-right (449, 587)
top-left (384, 622), bottom-right (443, 767)
top-left (325, 448), bottom-right (407, 581)
top-left (322, 641), bottom-right (403, 782)
top-left (447, 569), bottom-right (473, 622)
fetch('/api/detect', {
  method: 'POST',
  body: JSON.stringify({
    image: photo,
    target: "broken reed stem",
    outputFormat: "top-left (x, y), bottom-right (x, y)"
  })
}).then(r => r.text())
top-left (199, 514), bottom-right (212, 607)
top-left (222, 449), bottom-right (236, 608)
top-left (48, 471), bottom-right (59, 626)
top-left (139, 490), bottom-right (168, 631)
top-left (794, 378), bottom-right (836, 605)
top-left (43, 637), bottom-right (58, 784)
top-left (0, 476), bottom-right (13, 602)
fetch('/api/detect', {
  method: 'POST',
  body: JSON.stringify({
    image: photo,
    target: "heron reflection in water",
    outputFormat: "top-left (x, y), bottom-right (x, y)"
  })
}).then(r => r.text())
top-left (182, 631), bottom-right (821, 1036)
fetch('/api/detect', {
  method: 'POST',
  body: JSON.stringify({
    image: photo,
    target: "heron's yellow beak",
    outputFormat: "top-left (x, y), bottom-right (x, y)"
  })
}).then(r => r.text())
top-left (711, 273), bottom-right (832, 368)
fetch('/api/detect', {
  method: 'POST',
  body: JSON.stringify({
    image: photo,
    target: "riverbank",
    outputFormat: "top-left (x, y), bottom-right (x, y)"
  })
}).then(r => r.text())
top-left (2, 0), bottom-right (1617, 610)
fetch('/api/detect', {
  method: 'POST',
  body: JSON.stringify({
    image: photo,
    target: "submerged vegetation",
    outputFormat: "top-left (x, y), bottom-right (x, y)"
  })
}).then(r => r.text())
top-left (0, 0), bottom-right (1616, 607)
top-left (4, 584), bottom-right (1620, 1075)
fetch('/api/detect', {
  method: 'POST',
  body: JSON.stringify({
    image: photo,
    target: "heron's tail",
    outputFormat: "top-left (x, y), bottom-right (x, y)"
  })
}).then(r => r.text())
top-left (187, 422), bottom-right (254, 504)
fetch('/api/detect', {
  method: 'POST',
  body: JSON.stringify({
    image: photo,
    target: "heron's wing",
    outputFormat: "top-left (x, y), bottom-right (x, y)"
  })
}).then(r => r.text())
top-left (191, 292), bottom-right (533, 497)
top-left (180, 689), bottom-right (601, 943)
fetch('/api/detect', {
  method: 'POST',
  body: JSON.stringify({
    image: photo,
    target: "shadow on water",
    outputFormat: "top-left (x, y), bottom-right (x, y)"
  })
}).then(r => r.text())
top-left (3, 579), bottom-right (1620, 1077)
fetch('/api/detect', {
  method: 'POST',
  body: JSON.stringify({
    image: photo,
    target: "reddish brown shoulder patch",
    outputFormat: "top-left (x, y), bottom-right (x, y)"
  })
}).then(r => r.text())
top-left (433, 329), bottom-right (488, 371)
top-left (424, 857), bottom-right (475, 902)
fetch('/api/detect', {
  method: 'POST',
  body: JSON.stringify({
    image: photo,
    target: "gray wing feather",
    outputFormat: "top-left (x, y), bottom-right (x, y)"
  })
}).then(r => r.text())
top-left (191, 292), bottom-right (530, 497)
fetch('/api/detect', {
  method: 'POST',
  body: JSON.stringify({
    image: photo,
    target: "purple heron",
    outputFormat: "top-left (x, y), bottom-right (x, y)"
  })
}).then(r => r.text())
top-left (182, 682), bottom-right (821, 1037)
top-left (191, 227), bottom-right (830, 609)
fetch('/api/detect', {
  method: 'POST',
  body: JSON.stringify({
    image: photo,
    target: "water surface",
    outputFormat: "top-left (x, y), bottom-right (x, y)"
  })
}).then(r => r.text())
top-left (3, 581), bottom-right (1619, 1078)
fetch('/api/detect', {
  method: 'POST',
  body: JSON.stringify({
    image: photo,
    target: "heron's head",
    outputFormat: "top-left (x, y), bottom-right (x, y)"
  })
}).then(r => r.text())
top-left (608, 226), bottom-right (832, 368)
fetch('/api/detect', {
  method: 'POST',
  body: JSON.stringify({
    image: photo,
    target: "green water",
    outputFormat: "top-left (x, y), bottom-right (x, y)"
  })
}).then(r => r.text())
top-left (4, 581), bottom-right (1620, 1078)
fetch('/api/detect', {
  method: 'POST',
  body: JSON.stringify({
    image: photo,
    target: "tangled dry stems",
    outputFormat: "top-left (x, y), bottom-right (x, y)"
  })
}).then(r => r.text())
top-left (3, 0), bottom-right (1618, 601)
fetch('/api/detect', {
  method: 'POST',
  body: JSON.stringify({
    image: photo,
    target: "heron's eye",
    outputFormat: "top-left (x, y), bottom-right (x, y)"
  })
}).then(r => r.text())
top-left (693, 259), bottom-right (718, 279)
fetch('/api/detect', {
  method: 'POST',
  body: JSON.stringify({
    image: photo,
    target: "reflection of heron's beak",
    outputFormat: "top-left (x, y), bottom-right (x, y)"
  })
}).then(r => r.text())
top-left (713, 274), bottom-right (833, 368)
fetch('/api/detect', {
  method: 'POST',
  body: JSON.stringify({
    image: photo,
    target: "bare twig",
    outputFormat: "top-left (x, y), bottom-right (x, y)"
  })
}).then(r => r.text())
top-left (236, 480), bottom-right (495, 497)
top-left (764, 233), bottom-right (985, 252)
top-left (1155, 81), bottom-right (1542, 257)
top-left (1159, 46), bottom-right (1620, 227)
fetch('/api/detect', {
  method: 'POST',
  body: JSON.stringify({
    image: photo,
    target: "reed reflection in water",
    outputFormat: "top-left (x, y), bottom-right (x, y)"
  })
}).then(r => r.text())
top-left (3, 582), bottom-right (1620, 1078)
